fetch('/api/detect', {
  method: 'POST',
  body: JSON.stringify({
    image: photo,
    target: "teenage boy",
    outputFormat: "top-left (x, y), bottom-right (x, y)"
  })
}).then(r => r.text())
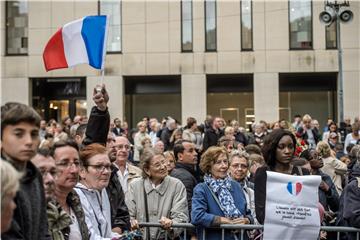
top-left (1, 102), bottom-right (51, 239)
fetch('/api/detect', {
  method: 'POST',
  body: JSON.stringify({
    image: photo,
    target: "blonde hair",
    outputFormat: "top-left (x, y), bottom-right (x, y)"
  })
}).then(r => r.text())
top-left (224, 126), bottom-right (234, 136)
top-left (303, 114), bottom-right (312, 122)
top-left (1, 161), bottom-right (22, 211)
top-left (316, 141), bottom-right (331, 158)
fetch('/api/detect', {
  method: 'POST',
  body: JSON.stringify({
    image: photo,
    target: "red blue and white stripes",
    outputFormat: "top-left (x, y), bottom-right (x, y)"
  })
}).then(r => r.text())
top-left (43, 15), bottom-right (108, 71)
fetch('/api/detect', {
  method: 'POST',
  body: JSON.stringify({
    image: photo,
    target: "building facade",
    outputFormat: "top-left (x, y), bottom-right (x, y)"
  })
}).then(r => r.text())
top-left (1, 0), bottom-right (359, 128)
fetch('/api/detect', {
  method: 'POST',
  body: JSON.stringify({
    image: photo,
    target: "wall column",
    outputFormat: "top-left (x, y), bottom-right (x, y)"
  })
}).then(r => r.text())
top-left (181, 74), bottom-right (207, 124)
top-left (254, 73), bottom-right (279, 122)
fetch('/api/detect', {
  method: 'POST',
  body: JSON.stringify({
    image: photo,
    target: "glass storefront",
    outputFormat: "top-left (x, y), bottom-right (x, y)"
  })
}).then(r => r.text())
top-left (279, 73), bottom-right (337, 130)
top-left (207, 74), bottom-right (254, 128)
top-left (32, 78), bottom-right (87, 122)
top-left (124, 76), bottom-right (181, 128)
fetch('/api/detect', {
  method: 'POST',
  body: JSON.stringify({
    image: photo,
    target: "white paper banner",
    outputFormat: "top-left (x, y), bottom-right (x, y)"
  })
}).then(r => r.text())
top-left (263, 171), bottom-right (321, 240)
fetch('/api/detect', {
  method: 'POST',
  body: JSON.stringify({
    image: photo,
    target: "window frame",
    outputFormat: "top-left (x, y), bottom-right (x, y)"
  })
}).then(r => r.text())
top-left (288, 0), bottom-right (313, 50)
top-left (240, 0), bottom-right (253, 51)
top-left (98, 0), bottom-right (122, 54)
top-left (181, 0), bottom-right (193, 52)
top-left (204, 0), bottom-right (217, 52)
top-left (5, 1), bottom-right (29, 56)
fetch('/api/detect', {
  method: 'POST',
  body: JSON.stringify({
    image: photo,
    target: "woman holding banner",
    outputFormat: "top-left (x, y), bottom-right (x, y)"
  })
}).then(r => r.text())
top-left (191, 146), bottom-right (253, 240)
top-left (254, 129), bottom-right (310, 224)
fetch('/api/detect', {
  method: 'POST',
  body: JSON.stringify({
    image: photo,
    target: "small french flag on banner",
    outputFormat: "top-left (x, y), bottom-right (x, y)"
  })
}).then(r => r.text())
top-left (43, 15), bottom-right (108, 72)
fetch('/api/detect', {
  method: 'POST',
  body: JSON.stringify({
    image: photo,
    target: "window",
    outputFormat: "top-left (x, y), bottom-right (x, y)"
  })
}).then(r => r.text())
top-left (99, 0), bottom-right (121, 52)
top-left (205, 0), bottom-right (216, 51)
top-left (6, 1), bottom-right (28, 55)
top-left (241, 0), bottom-right (253, 50)
top-left (326, 22), bottom-right (337, 49)
top-left (289, 0), bottom-right (312, 49)
top-left (181, 0), bottom-right (193, 52)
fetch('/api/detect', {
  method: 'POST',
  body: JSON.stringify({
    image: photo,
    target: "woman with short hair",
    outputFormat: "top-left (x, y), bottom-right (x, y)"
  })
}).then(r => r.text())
top-left (191, 146), bottom-right (252, 240)
top-left (126, 148), bottom-right (188, 239)
top-left (75, 143), bottom-right (120, 239)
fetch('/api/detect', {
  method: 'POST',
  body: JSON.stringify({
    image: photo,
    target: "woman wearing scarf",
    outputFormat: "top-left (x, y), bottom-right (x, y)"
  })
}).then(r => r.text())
top-left (191, 146), bottom-right (253, 240)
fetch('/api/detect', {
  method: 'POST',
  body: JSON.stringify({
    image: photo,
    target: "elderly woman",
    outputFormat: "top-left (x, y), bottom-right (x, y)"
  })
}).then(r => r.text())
top-left (1, 160), bottom-right (22, 233)
top-left (254, 129), bottom-right (310, 224)
top-left (126, 148), bottom-right (188, 239)
top-left (134, 121), bottom-right (150, 163)
top-left (228, 151), bottom-right (256, 222)
top-left (75, 143), bottom-right (120, 239)
top-left (191, 146), bottom-right (252, 240)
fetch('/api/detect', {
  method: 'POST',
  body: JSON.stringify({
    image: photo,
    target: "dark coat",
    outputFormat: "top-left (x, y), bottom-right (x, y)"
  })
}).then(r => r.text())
top-left (160, 128), bottom-right (174, 151)
top-left (83, 106), bottom-right (110, 146)
top-left (315, 170), bottom-right (339, 212)
top-left (234, 131), bottom-right (248, 146)
top-left (170, 163), bottom-right (198, 216)
top-left (337, 164), bottom-right (360, 240)
top-left (112, 127), bottom-right (124, 136)
top-left (106, 164), bottom-right (131, 231)
top-left (203, 128), bottom-right (224, 151)
top-left (1, 161), bottom-right (51, 240)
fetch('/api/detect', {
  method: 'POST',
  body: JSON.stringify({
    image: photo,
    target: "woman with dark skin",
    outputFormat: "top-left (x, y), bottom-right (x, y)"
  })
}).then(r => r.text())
top-left (254, 129), bottom-right (310, 224)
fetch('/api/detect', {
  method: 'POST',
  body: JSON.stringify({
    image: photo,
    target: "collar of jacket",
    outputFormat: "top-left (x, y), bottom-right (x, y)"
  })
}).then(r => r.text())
top-left (143, 176), bottom-right (170, 195)
top-left (175, 162), bottom-right (196, 176)
top-left (66, 190), bottom-right (90, 240)
top-left (2, 155), bottom-right (39, 183)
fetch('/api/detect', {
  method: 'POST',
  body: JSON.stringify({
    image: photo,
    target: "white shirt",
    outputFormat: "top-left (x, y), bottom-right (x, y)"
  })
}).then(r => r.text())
top-left (114, 162), bottom-right (129, 193)
top-left (69, 208), bottom-right (82, 240)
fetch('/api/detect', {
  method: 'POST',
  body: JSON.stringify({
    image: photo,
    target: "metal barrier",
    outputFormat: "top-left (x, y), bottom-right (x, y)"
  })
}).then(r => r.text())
top-left (139, 222), bottom-right (360, 240)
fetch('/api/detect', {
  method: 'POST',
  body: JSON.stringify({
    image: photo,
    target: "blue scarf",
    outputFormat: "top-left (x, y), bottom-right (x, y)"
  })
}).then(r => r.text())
top-left (204, 174), bottom-right (243, 218)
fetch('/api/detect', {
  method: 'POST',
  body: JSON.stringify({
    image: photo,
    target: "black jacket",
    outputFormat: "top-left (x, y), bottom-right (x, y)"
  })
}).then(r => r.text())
top-left (1, 161), bottom-right (51, 240)
top-left (83, 106), bottom-right (110, 146)
top-left (106, 165), bottom-right (131, 231)
top-left (112, 127), bottom-right (124, 136)
top-left (337, 164), bottom-right (360, 240)
top-left (160, 128), bottom-right (174, 151)
top-left (203, 127), bottom-right (224, 151)
top-left (170, 163), bottom-right (198, 216)
top-left (315, 170), bottom-right (339, 212)
top-left (234, 131), bottom-right (248, 146)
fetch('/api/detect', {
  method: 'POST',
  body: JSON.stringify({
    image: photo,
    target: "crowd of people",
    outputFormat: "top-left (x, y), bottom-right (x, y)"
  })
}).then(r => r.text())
top-left (1, 84), bottom-right (360, 240)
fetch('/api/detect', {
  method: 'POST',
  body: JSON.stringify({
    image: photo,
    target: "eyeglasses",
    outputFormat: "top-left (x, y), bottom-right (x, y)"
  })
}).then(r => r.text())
top-left (113, 144), bottom-right (131, 151)
top-left (86, 164), bottom-right (112, 172)
top-left (231, 163), bottom-right (248, 169)
top-left (56, 160), bottom-right (80, 169)
top-left (150, 160), bottom-right (167, 169)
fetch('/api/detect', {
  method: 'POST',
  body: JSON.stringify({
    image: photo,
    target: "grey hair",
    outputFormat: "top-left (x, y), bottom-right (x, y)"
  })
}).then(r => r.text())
top-left (1, 161), bottom-right (22, 211)
top-left (229, 150), bottom-right (250, 168)
top-left (350, 145), bottom-right (360, 163)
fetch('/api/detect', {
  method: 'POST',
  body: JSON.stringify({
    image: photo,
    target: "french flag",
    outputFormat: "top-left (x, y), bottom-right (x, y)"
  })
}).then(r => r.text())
top-left (43, 15), bottom-right (108, 72)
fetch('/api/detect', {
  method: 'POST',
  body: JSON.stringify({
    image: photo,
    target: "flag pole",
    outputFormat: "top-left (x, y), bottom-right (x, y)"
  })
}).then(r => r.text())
top-left (99, 15), bottom-right (109, 90)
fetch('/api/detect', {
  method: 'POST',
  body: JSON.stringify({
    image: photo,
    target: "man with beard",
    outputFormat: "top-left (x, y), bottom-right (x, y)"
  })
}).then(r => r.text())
top-left (106, 132), bottom-right (131, 233)
top-left (31, 148), bottom-right (57, 202)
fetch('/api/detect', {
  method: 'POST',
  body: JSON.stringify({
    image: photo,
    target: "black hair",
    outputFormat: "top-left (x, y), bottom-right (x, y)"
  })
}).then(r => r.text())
top-left (50, 139), bottom-right (79, 158)
top-left (262, 129), bottom-right (296, 170)
top-left (75, 124), bottom-right (87, 137)
top-left (1, 102), bottom-right (41, 138)
top-left (173, 139), bottom-right (192, 161)
top-left (37, 147), bottom-right (51, 157)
